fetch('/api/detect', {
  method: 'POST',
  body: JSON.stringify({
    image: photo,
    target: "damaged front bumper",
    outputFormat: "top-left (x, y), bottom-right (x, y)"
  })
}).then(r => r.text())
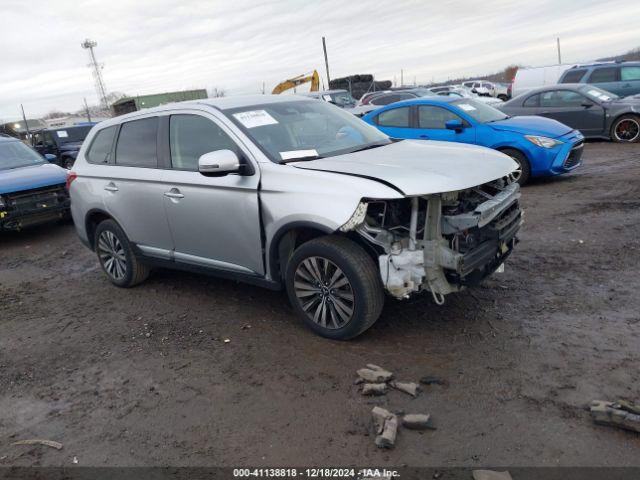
top-left (355, 181), bottom-right (523, 300)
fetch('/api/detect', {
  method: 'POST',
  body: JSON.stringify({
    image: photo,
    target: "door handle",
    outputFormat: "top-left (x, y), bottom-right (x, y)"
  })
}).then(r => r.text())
top-left (419, 134), bottom-right (430, 139)
top-left (164, 189), bottom-right (184, 199)
top-left (104, 183), bottom-right (118, 192)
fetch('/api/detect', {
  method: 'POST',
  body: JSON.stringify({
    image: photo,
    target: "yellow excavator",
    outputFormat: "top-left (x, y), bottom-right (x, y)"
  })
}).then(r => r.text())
top-left (272, 70), bottom-right (320, 94)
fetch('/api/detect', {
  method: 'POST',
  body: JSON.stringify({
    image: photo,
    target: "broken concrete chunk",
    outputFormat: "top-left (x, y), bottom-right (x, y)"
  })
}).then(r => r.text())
top-left (617, 399), bottom-right (640, 415)
top-left (402, 413), bottom-right (431, 430)
top-left (590, 400), bottom-right (640, 433)
top-left (390, 381), bottom-right (420, 397)
top-left (371, 406), bottom-right (393, 434)
top-left (357, 367), bottom-right (393, 383)
top-left (375, 414), bottom-right (398, 449)
top-left (472, 471), bottom-right (513, 480)
top-left (362, 383), bottom-right (388, 396)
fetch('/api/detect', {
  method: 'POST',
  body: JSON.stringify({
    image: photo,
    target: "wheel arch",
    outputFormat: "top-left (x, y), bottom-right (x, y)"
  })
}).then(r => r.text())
top-left (85, 209), bottom-right (115, 250)
top-left (610, 112), bottom-right (640, 139)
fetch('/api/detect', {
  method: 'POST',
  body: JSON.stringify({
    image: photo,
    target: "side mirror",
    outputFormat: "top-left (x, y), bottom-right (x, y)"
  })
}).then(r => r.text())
top-left (44, 154), bottom-right (57, 162)
top-left (581, 100), bottom-right (594, 108)
top-left (445, 119), bottom-right (465, 132)
top-left (198, 150), bottom-right (241, 176)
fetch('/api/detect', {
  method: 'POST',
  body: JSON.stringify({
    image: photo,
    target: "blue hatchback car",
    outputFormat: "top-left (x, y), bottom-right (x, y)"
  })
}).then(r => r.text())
top-left (362, 97), bottom-right (584, 184)
top-left (0, 135), bottom-right (70, 230)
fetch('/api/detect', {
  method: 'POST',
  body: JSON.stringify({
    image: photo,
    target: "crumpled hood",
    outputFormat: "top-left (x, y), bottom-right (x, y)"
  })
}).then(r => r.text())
top-left (0, 163), bottom-right (68, 195)
top-left (290, 140), bottom-right (517, 196)
top-left (488, 115), bottom-right (573, 138)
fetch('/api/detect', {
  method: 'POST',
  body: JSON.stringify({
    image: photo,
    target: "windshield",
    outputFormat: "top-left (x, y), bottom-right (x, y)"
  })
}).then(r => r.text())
top-left (53, 126), bottom-right (93, 144)
top-left (579, 85), bottom-right (618, 102)
top-left (0, 140), bottom-right (46, 170)
top-left (451, 99), bottom-right (508, 123)
top-left (225, 100), bottom-right (391, 162)
top-left (329, 91), bottom-right (356, 107)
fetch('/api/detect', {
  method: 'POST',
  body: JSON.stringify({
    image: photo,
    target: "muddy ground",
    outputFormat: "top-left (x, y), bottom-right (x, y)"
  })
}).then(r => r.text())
top-left (1, 142), bottom-right (639, 468)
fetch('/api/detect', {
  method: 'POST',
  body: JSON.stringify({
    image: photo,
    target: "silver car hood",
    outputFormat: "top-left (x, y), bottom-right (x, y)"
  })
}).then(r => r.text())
top-left (290, 140), bottom-right (517, 196)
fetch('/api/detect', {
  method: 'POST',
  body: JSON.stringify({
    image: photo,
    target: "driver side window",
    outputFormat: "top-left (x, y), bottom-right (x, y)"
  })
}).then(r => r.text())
top-left (540, 90), bottom-right (585, 108)
top-left (169, 114), bottom-right (240, 171)
top-left (418, 106), bottom-right (462, 129)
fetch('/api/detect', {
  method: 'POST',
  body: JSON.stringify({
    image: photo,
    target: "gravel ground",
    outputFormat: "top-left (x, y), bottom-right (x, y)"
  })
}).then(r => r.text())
top-left (1, 141), bottom-right (639, 468)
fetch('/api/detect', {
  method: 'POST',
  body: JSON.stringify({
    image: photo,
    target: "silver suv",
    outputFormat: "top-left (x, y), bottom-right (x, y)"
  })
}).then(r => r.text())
top-left (69, 95), bottom-right (522, 339)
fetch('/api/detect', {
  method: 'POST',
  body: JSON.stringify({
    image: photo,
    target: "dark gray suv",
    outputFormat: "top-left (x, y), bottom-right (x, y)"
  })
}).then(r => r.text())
top-left (559, 61), bottom-right (640, 98)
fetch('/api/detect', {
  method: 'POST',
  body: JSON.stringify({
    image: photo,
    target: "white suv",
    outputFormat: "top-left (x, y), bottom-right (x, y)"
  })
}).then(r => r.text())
top-left (69, 95), bottom-right (522, 339)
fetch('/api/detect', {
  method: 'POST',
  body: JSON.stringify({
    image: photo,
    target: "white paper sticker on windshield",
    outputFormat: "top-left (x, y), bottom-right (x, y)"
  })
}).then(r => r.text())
top-left (588, 89), bottom-right (610, 100)
top-left (233, 110), bottom-right (278, 128)
top-left (458, 104), bottom-right (477, 112)
top-left (56, 130), bottom-right (69, 138)
top-left (280, 149), bottom-right (318, 161)
top-left (322, 95), bottom-right (333, 102)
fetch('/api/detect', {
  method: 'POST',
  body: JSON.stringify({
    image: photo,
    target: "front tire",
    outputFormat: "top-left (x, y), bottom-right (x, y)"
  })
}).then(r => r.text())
top-left (62, 156), bottom-right (75, 169)
top-left (501, 148), bottom-right (531, 185)
top-left (285, 236), bottom-right (385, 340)
top-left (94, 219), bottom-right (150, 288)
top-left (611, 115), bottom-right (640, 143)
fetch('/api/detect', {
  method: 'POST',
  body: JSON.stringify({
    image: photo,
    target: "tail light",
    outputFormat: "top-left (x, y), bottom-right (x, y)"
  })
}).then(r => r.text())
top-left (66, 171), bottom-right (78, 191)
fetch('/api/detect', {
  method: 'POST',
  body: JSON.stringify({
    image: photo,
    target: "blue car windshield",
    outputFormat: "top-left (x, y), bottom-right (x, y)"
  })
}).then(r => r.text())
top-left (451, 99), bottom-right (509, 123)
top-left (225, 100), bottom-right (391, 163)
top-left (0, 140), bottom-right (46, 170)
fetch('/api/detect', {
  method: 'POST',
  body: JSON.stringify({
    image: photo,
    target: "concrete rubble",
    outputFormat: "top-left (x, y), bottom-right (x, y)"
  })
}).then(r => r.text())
top-left (402, 413), bottom-right (431, 430)
top-left (590, 400), bottom-right (640, 433)
top-left (371, 407), bottom-right (398, 449)
top-left (390, 381), bottom-right (420, 397)
top-left (362, 383), bottom-right (388, 396)
top-left (357, 364), bottom-right (394, 383)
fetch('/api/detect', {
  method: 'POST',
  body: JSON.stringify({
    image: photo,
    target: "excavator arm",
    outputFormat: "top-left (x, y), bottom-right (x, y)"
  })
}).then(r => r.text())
top-left (272, 70), bottom-right (320, 94)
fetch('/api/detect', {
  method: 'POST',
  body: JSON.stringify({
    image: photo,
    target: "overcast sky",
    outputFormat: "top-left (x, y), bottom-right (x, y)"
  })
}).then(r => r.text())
top-left (1, 0), bottom-right (639, 120)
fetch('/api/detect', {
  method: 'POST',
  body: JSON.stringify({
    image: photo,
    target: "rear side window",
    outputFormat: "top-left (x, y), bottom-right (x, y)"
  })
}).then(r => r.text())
top-left (86, 126), bottom-right (117, 164)
top-left (561, 69), bottom-right (587, 83)
top-left (377, 107), bottom-right (410, 127)
top-left (621, 66), bottom-right (640, 81)
top-left (588, 67), bottom-right (619, 83)
top-left (523, 94), bottom-right (539, 107)
top-left (169, 115), bottom-right (239, 171)
top-left (115, 117), bottom-right (158, 167)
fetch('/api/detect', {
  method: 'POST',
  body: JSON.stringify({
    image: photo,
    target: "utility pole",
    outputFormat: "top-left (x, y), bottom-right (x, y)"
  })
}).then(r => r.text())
top-left (81, 39), bottom-right (109, 110)
top-left (20, 104), bottom-right (30, 140)
top-left (322, 37), bottom-right (331, 86)
top-left (262, 81), bottom-right (265, 94)
top-left (83, 97), bottom-right (92, 123)
top-left (557, 37), bottom-right (562, 64)
top-left (400, 69), bottom-right (404, 87)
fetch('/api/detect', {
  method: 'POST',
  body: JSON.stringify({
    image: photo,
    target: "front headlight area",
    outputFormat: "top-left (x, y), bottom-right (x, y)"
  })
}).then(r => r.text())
top-left (337, 177), bottom-right (522, 302)
top-left (525, 135), bottom-right (564, 148)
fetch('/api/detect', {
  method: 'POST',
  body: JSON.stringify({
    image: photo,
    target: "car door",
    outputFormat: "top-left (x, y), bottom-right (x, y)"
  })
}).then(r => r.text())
top-left (99, 116), bottom-right (175, 255)
top-left (161, 111), bottom-right (263, 275)
top-left (620, 66), bottom-right (640, 97)
top-left (372, 105), bottom-right (413, 139)
top-left (415, 105), bottom-right (476, 143)
top-left (537, 89), bottom-right (605, 136)
top-left (586, 66), bottom-right (621, 96)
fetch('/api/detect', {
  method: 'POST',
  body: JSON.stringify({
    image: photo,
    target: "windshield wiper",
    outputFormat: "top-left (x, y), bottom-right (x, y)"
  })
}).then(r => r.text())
top-left (345, 141), bottom-right (391, 154)
top-left (281, 154), bottom-right (324, 163)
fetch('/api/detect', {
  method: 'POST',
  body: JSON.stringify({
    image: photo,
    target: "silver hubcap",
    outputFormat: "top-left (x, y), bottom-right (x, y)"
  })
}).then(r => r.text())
top-left (294, 256), bottom-right (355, 329)
top-left (615, 119), bottom-right (639, 142)
top-left (97, 230), bottom-right (127, 280)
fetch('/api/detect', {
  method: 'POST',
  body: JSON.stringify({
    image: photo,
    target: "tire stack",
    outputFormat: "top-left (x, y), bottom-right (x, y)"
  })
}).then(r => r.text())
top-left (329, 74), bottom-right (392, 100)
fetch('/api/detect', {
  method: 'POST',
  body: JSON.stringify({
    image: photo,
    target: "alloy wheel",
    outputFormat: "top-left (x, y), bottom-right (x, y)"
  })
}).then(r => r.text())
top-left (97, 230), bottom-right (127, 281)
top-left (293, 256), bottom-right (355, 329)
top-left (508, 157), bottom-right (523, 182)
top-left (614, 119), bottom-right (639, 142)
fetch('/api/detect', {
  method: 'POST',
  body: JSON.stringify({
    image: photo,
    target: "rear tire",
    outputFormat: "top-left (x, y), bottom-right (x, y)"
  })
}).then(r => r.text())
top-left (500, 148), bottom-right (531, 185)
top-left (611, 115), bottom-right (640, 143)
top-left (285, 236), bottom-right (385, 340)
top-left (94, 219), bottom-right (150, 288)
